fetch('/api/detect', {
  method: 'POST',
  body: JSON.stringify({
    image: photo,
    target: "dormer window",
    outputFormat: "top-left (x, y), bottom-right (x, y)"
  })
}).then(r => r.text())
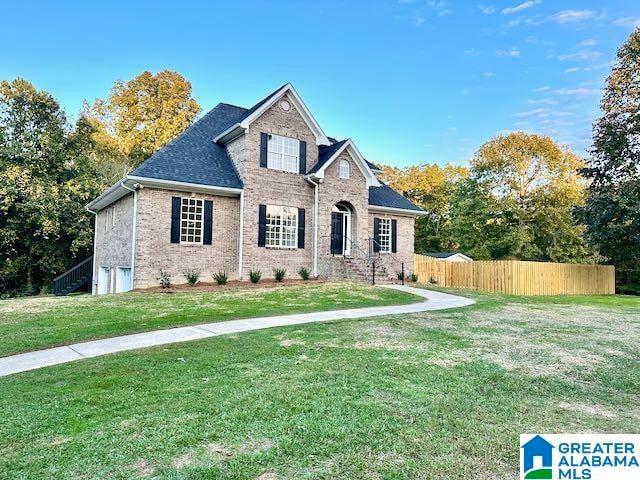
top-left (339, 159), bottom-right (350, 179)
top-left (267, 134), bottom-right (299, 173)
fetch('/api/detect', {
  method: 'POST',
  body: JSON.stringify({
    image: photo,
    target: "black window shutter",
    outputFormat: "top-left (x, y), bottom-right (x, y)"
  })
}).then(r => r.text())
top-left (373, 217), bottom-right (381, 253)
top-left (297, 208), bottom-right (305, 248)
top-left (391, 219), bottom-right (398, 253)
top-left (258, 204), bottom-right (267, 247)
top-left (203, 200), bottom-right (213, 245)
top-left (171, 197), bottom-right (181, 243)
top-left (260, 133), bottom-right (268, 168)
top-left (299, 141), bottom-right (307, 174)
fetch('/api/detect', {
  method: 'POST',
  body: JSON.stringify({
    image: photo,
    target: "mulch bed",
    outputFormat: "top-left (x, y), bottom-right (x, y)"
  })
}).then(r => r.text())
top-left (135, 278), bottom-right (325, 294)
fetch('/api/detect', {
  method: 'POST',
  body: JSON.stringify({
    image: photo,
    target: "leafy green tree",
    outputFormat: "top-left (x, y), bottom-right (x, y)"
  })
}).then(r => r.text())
top-left (0, 79), bottom-right (102, 294)
top-left (380, 163), bottom-right (468, 252)
top-left (581, 27), bottom-right (640, 293)
top-left (84, 70), bottom-right (200, 166)
top-left (450, 132), bottom-right (596, 262)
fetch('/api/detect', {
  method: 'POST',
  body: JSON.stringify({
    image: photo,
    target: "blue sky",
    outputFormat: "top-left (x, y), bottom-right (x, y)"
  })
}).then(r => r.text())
top-left (1, 1), bottom-right (638, 167)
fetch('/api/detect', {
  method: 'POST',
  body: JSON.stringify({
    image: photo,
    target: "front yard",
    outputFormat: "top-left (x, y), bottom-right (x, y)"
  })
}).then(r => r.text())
top-left (0, 282), bottom-right (418, 357)
top-left (0, 287), bottom-right (639, 479)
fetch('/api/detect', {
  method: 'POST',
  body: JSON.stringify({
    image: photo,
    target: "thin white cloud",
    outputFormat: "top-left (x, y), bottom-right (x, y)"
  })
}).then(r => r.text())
top-left (412, 15), bottom-right (426, 26)
top-left (448, 126), bottom-right (458, 132)
top-left (549, 10), bottom-right (598, 24)
top-left (515, 108), bottom-right (549, 118)
top-left (612, 17), bottom-right (640, 27)
top-left (564, 67), bottom-right (580, 73)
top-left (427, 0), bottom-right (451, 16)
top-left (528, 98), bottom-right (558, 105)
top-left (502, 1), bottom-right (540, 15)
top-left (497, 48), bottom-right (521, 58)
top-left (577, 39), bottom-right (597, 47)
top-left (481, 71), bottom-right (496, 77)
top-left (557, 50), bottom-right (602, 62)
top-left (553, 87), bottom-right (600, 96)
top-left (477, 4), bottom-right (496, 14)
top-left (532, 86), bottom-right (550, 92)
top-left (464, 49), bottom-right (479, 56)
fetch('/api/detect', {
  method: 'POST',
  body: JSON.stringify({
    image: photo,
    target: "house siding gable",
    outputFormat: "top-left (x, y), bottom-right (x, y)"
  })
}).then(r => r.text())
top-left (237, 92), bottom-right (317, 277)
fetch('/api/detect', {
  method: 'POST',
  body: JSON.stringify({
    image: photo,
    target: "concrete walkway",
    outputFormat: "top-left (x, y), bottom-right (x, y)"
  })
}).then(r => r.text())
top-left (0, 285), bottom-right (473, 378)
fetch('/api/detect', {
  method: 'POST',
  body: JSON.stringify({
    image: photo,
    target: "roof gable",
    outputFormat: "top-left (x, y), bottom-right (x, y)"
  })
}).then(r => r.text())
top-left (308, 139), bottom-right (380, 187)
top-left (214, 83), bottom-right (331, 146)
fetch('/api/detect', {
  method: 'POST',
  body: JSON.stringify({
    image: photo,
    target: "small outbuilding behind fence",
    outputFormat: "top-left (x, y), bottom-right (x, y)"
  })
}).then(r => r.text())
top-left (413, 255), bottom-right (615, 296)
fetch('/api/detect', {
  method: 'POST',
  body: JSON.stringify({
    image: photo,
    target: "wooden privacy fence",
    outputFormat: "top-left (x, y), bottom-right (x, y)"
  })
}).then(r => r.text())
top-left (413, 255), bottom-right (615, 295)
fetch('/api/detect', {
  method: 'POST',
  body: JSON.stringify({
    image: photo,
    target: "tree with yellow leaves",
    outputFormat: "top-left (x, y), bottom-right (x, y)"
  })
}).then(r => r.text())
top-left (380, 163), bottom-right (468, 252)
top-left (84, 70), bottom-right (200, 167)
top-left (449, 132), bottom-right (596, 262)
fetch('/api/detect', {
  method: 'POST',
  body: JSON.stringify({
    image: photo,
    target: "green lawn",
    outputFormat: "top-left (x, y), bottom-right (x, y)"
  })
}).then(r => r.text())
top-left (0, 282), bottom-right (419, 357)
top-left (1, 288), bottom-right (639, 479)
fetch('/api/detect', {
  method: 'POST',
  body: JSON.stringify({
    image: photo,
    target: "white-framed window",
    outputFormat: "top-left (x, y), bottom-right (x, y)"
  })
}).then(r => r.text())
top-left (180, 197), bottom-right (204, 244)
top-left (267, 134), bottom-right (299, 173)
top-left (339, 159), bottom-right (350, 179)
top-left (266, 205), bottom-right (298, 248)
top-left (104, 206), bottom-right (116, 231)
top-left (378, 218), bottom-right (391, 253)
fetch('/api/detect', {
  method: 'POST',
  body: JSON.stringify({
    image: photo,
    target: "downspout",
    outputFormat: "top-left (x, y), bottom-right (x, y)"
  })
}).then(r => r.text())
top-left (121, 181), bottom-right (138, 290)
top-left (305, 176), bottom-right (320, 277)
top-left (238, 190), bottom-right (244, 279)
top-left (85, 205), bottom-right (98, 294)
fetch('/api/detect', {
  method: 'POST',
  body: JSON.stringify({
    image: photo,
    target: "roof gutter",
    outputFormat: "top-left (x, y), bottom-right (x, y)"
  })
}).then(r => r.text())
top-left (368, 205), bottom-right (429, 216)
top-left (88, 176), bottom-right (243, 212)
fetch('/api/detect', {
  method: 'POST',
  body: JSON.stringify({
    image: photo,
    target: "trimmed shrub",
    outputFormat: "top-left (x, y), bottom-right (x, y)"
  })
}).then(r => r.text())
top-left (157, 270), bottom-right (172, 288)
top-left (409, 272), bottom-right (418, 282)
top-left (212, 271), bottom-right (228, 285)
top-left (396, 271), bottom-right (404, 281)
top-left (184, 270), bottom-right (200, 286)
top-left (298, 266), bottom-right (311, 281)
top-left (249, 269), bottom-right (262, 284)
top-left (273, 268), bottom-right (286, 282)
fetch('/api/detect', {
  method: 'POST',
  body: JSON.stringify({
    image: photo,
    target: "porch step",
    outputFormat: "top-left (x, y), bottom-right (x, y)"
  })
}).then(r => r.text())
top-left (338, 256), bottom-right (397, 284)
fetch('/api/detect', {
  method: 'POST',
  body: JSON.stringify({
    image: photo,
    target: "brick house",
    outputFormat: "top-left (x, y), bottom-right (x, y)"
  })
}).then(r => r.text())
top-left (86, 84), bottom-right (425, 293)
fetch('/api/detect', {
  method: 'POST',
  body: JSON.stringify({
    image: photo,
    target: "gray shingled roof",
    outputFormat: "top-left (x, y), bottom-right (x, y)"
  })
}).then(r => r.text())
top-left (310, 138), bottom-right (380, 174)
top-left (130, 103), bottom-right (246, 189)
top-left (369, 184), bottom-right (424, 212)
top-left (128, 87), bottom-right (420, 214)
top-left (423, 252), bottom-right (459, 259)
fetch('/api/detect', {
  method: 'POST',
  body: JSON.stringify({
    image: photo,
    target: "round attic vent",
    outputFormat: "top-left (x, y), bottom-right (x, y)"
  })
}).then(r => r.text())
top-left (280, 99), bottom-right (291, 111)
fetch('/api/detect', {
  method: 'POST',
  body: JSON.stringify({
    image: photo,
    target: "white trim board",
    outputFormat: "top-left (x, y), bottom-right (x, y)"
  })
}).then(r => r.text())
top-left (368, 205), bottom-right (428, 216)
top-left (307, 139), bottom-right (381, 188)
top-left (87, 176), bottom-right (243, 212)
top-left (214, 84), bottom-right (331, 146)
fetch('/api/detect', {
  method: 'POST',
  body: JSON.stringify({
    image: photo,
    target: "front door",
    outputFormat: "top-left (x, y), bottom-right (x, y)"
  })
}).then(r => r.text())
top-left (331, 212), bottom-right (344, 255)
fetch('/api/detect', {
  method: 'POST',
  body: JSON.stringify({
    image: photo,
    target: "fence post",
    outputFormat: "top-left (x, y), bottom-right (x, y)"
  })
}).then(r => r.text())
top-left (401, 261), bottom-right (405, 285)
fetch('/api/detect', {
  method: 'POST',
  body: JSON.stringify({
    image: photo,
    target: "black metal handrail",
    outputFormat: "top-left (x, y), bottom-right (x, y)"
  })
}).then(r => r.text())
top-left (53, 256), bottom-right (93, 296)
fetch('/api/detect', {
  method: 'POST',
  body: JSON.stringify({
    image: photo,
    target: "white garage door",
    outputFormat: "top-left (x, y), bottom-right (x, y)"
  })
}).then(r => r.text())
top-left (115, 267), bottom-right (132, 293)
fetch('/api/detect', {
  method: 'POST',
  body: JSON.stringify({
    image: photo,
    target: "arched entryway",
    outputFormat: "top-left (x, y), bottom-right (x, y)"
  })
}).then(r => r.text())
top-left (331, 202), bottom-right (355, 256)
